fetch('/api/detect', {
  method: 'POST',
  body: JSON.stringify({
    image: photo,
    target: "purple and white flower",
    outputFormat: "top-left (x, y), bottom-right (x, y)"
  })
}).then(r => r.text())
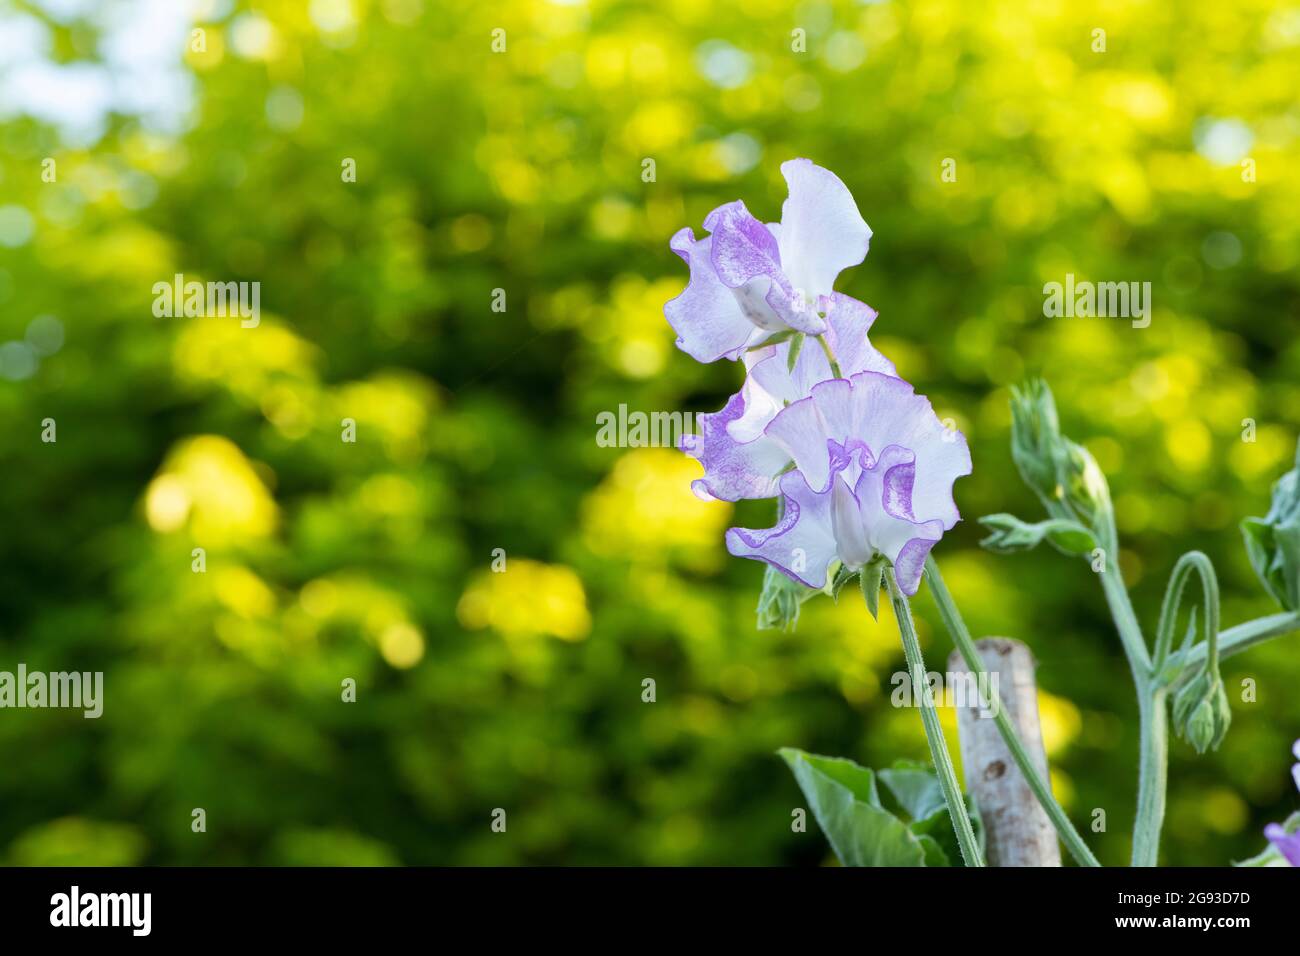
top-left (663, 157), bottom-right (969, 595)
top-left (682, 293), bottom-right (896, 502)
top-left (664, 159), bottom-right (873, 363)
top-left (1264, 738), bottom-right (1300, 866)
top-left (724, 372), bottom-right (971, 595)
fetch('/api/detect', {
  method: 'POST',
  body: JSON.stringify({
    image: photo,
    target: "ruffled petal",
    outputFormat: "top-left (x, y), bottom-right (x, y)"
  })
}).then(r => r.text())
top-left (819, 294), bottom-right (896, 381)
top-left (764, 371), bottom-right (970, 528)
top-left (853, 448), bottom-right (945, 595)
top-left (725, 472), bottom-right (839, 589)
top-left (682, 388), bottom-right (790, 502)
top-left (665, 226), bottom-right (767, 363)
top-left (761, 377), bottom-right (857, 493)
top-left (775, 159), bottom-right (872, 302)
top-left (892, 535), bottom-right (941, 596)
top-left (705, 201), bottom-right (827, 336)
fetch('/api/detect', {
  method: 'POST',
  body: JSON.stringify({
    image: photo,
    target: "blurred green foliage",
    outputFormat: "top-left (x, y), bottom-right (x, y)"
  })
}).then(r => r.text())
top-left (1, 0), bottom-right (1298, 866)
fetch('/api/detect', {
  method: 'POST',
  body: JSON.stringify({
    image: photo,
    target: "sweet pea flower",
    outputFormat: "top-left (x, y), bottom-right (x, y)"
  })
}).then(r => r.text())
top-left (1263, 738), bottom-right (1300, 866)
top-left (682, 293), bottom-right (896, 501)
top-left (724, 371), bottom-right (971, 595)
top-left (664, 158), bottom-right (873, 363)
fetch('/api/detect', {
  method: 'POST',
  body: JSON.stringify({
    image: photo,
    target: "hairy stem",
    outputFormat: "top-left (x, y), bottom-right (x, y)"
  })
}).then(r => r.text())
top-left (1097, 562), bottom-right (1168, 866)
top-left (1173, 610), bottom-right (1300, 686)
top-left (884, 567), bottom-right (984, 867)
top-left (923, 557), bottom-right (1101, 867)
top-left (1098, 564), bottom-right (1152, 678)
top-left (1132, 684), bottom-right (1169, 866)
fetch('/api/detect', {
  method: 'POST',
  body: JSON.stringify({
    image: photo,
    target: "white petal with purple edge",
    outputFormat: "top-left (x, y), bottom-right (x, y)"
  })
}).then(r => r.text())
top-left (764, 371), bottom-right (970, 529)
top-left (664, 227), bottom-right (766, 363)
top-left (705, 201), bottom-right (827, 336)
top-left (726, 471), bottom-right (840, 589)
top-left (852, 455), bottom-right (944, 595)
top-left (683, 390), bottom-right (790, 501)
top-left (776, 159), bottom-right (872, 304)
top-left (682, 295), bottom-right (896, 502)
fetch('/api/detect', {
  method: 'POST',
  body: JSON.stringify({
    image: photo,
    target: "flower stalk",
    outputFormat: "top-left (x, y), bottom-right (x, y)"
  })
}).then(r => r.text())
top-left (815, 333), bottom-right (842, 379)
top-left (883, 566), bottom-right (984, 867)
top-left (923, 557), bottom-right (1101, 867)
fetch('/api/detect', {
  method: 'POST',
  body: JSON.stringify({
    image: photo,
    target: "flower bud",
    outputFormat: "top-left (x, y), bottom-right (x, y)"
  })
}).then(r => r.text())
top-left (1173, 670), bottom-right (1231, 754)
top-left (1009, 380), bottom-right (1063, 506)
top-left (1241, 439), bottom-right (1300, 612)
top-left (756, 562), bottom-right (814, 631)
top-left (1057, 439), bottom-right (1115, 550)
top-left (1009, 380), bottom-right (1115, 550)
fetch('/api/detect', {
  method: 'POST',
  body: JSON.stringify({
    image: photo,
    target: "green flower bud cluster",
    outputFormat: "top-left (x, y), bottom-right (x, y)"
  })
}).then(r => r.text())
top-left (1009, 380), bottom-right (1115, 553)
top-left (1241, 439), bottom-right (1300, 612)
top-left (1172, 668), bottom-right (1231, 754)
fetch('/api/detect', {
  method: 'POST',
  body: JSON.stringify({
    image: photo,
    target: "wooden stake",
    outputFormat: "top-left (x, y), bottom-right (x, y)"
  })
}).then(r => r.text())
top-left (947, 638), bottom-right (1062, 867)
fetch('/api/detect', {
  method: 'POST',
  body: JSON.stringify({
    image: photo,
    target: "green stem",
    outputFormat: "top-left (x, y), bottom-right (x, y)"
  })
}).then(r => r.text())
top-left (883, 567), bottom-right (984, 867)
top-left (815, 334), bottom-right (843, 379)
top-left (1097, 562), bottom-right (1167, 866)
top-left (1098, 564), bottom-right (1152, 678)
top-left (1132, 684), bottom-right (1169, 867)
top-left (1173, 610), bottom-right (1300, 686)
top-left (1153, 551), bottom-right (1220, 679)
top-left (922, 557), bottom-right (1102, 867)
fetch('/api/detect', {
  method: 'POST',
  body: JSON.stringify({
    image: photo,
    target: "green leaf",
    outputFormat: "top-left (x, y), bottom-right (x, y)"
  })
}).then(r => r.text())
top-left (859, 556), bottom-right (885, 619)
top-left (978, 514), bottom-right (1095, 556)
top-left (1277, 523), bottom-right (1300, 611)
top-left (909, 797), bottom-right (986, 866)
top-left (1241, 517), bottom-right (1288, 609)
top-left (746, 329), bottom-right (797, 351)
top-left (829, 563), bottom-right (857, 601)
top-left (915, 833), bottom-right (950, 867)
top-left (878, 760), bottom-right (947, 821)
top-left (779, 749), bottom-right (930, 867)
top-left (1240, 441), bottom-right (1300, 612)
top-left (786, 332), bottom-right (805, 372)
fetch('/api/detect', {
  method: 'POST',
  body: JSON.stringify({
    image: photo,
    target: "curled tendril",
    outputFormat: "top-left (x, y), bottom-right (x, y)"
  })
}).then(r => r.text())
top-left (1155, 550), bottom-right (1221, 682)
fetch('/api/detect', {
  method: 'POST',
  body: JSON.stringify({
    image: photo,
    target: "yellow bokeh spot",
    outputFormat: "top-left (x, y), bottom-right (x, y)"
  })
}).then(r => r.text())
top-left (145, 474), bottom-right (192, 532)
top-left (333, 373), bottom-right (437, 461)
top-left (1102, 76), bottom-right (1173, 129)
top-left (582, 449), bottom-right (732, 569)
top-left (1037, 690), bottom-right (1082, 757)
top-left (1164, 419), bottom-right (1211, 472)
top-left (213, 566), bottom-right (277, 619)
top-left (174, 318), bottom-right (320, 409)
top-left (144, 436), bottom-right (278, 544)
top-left (300, 578), bottom-right (340, 618)
top-left (1201, 788), bottom-right (1248, 835)
top-left (457, 559), bottom-right (591, 642)
top-left (1049, 769), bottom-right (1075, 809)
top-left (379, 622), bottom-right (425, 669)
